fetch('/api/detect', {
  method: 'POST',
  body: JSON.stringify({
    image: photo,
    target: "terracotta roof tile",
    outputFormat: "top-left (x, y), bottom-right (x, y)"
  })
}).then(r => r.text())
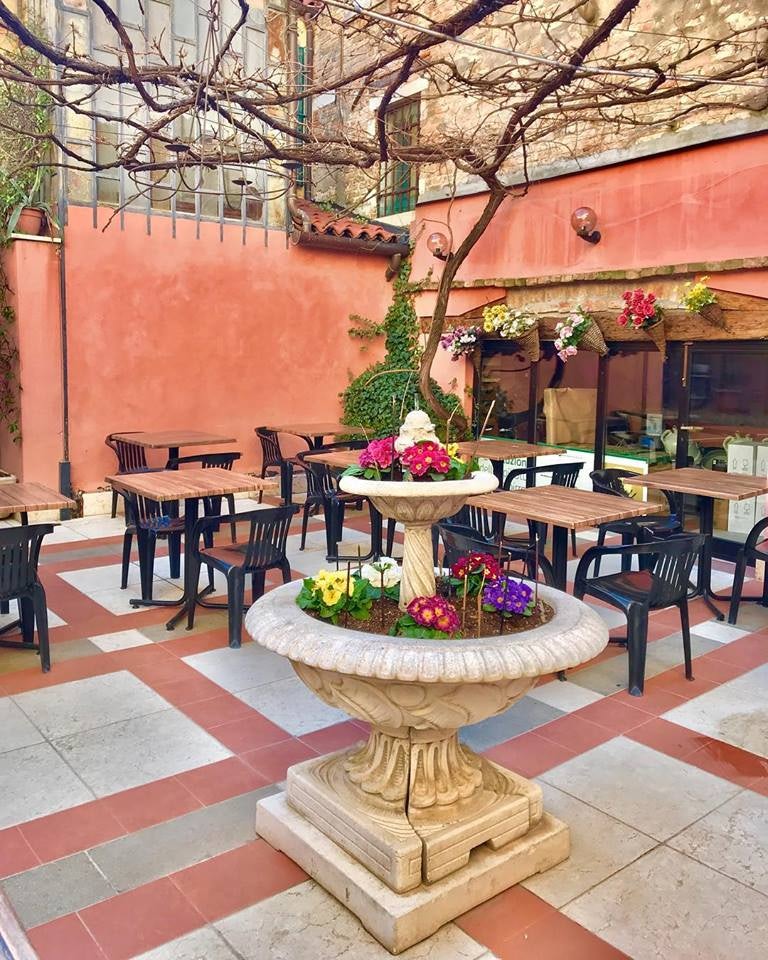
top-left (293, 198), bottom-right (405, 244)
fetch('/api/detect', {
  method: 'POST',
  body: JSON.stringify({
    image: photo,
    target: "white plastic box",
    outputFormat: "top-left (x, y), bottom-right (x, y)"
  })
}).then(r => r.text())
top-left (727, 440), bottom-right (757, 534)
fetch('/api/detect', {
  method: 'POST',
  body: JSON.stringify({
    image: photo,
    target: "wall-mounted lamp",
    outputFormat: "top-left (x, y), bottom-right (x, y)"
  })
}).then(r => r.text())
top-left (570, 206), bottom-right (601, 244)
top-left (426, 230), bottom-right (451, 261)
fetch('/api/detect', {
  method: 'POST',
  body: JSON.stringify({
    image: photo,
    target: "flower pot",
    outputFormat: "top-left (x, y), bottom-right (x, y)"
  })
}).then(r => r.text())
top-left (578, 320), bottom-right (608, 356)
top-left (699, 302), bottom-right (726, 329)
top-left (643, 313), bottom-right (667, 359)
top-left (15, 207), bottom-right (46, 237)
top-left (515, 323), bottom-right (540, 362)
top-left (339, 471), bottom-right (498, 609)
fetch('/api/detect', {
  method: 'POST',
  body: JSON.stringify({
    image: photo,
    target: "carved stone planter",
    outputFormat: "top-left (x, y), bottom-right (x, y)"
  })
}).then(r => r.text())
top-left (247, 582), bottom-right (608, 953)
top-left (338, 471), bottom-right (499, 609)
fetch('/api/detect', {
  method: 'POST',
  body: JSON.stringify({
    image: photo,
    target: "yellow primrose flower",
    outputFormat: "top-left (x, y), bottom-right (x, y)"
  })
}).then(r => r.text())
top-left (447, 443), bottom-right (459, 458)
top-left (322, 587), bottom-right (342, 606)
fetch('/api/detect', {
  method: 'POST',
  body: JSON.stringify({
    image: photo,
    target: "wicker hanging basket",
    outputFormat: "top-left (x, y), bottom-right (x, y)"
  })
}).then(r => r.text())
top-left (578, 320), bottom-right (609, 356)
top-left (699, 302), bottom-right (726, 329)
top-left (515, 324), bottom-right (540, 363)
top-left (643, 313), bottom-right (667, 359)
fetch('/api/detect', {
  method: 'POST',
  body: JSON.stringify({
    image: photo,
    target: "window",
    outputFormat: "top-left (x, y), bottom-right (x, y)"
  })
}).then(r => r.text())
top-left (378, 98), bottom-right (419, 217)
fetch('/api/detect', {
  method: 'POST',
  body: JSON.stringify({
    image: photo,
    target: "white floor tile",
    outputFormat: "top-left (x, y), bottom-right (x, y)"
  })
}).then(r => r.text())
top-left (183, 644), bottom-right (294, 693)
top-left (12, 671), bottom-right (171, 739)
top-left (662, 664), bottom-right (768, 759)
top-left (88, 629), bottom-right (153, 652)
top-left (542, 737), bottom-right (741, 841)
top-left (85, 580), bottom-right (183, 616)
top-left (687, 619), bottom-right (750, 644)
top-left (132, 927), bottom-right (239, 960)
top-left (0, 606), bottom-right (65, 631)
top-left (235, 676), bottom-right (347, 736)
top-left (564, 845), bottom-right (768, 960)
top-left (53, 709), bottom-right (231, 796)
top-left (527, 680), bottom-right (604, 713)
top-left (0, 698), bottom-right (45, 754)
top-left (0, 742), bottom-right (93, 828)
top-left (62, 516), bottom-right (127, 539)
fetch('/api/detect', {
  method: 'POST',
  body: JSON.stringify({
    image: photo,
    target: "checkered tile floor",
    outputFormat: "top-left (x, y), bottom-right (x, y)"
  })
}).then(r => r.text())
top-left (1, 505), bottom-right (767, 959)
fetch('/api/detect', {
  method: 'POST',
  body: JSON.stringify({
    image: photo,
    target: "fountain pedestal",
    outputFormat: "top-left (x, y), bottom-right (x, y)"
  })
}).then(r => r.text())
top-left (246, 582), bottom-right (607, 954)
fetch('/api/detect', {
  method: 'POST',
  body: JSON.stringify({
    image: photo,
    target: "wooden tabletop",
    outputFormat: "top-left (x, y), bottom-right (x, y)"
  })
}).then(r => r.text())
top-left (471, 486), bottom-right (662, 531)
top-left (0, 482), bottom-right (76, 514)
top-left (304, 449), bottom-right (361, 469)
top-left (106, 468), bottom-right (277, 502)
top-left (110, 431), bottom-right (236, 449)
top-left (262, 422), bottom-right (368, 438)
top-left (454, 440), bottom-right (565, 461)
top-left (629, 467), bottom-right (768, 501)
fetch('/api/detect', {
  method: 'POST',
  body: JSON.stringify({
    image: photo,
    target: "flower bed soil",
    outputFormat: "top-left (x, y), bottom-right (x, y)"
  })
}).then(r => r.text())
top-left (303, 594), bottom-right (554, 638)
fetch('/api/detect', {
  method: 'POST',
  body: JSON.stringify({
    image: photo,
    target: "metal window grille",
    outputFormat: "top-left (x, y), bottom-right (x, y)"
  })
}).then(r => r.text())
top-left (377, 98), bottom-right (419, 217)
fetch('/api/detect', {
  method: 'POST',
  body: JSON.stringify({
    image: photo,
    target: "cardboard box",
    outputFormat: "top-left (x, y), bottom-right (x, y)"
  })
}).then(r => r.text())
top-left (544, 388), bottom-right (596, 446)
top-left (727, 441), bottom-right (757, 534)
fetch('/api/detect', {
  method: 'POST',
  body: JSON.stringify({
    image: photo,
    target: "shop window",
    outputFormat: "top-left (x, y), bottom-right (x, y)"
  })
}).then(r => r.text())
top-left (377, 98), bottom-right (419, 217)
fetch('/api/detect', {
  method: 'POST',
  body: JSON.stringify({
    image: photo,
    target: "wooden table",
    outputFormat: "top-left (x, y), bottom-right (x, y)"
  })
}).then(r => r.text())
top-left (263, 422), bottom-right (368, 450)
top-left (107, 469), bottom-right (277, 629)
top-left (630, 467), bottom-right (768, 614)
top-left (110, 431), bottom-right (236, 462)
top-left (0, 482), bottom-right (76, 633)
top-left (304, 449), bottom-right (361, 470)
top-left (454, 440), bottom-right (564, 483)
top-left (472, 486), bottom-right (662, 589)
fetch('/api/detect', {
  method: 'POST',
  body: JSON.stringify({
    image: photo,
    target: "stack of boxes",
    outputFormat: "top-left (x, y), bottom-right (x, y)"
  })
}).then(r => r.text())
top-left (726, 438), bottom-right (768, 533)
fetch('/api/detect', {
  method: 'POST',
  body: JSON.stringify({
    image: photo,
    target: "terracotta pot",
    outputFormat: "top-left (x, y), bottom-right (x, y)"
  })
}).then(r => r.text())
top-left (15, 207), bottom-right (45, 236)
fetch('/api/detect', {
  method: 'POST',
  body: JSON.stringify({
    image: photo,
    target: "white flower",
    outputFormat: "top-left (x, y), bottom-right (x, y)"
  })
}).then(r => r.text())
top-left (360, 557), bottom-right (402, 588)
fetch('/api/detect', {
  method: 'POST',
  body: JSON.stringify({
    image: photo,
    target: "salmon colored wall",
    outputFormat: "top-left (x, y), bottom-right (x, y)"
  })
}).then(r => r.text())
top-left (0, 240), bottom-right (63, 490)
top-left (5, 206), bottom-right (392, 492)
top-left (411, 134), bottom-right (768, 291)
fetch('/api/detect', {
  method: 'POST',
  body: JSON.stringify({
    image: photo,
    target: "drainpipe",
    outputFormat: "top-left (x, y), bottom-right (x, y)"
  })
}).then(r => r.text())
top-left (57, 214), bottom-right (72, 516)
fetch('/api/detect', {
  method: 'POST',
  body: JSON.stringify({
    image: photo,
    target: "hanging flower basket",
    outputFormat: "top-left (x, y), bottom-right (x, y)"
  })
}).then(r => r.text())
top-left (482, 305), bottom-right (540, 362)
top-left (699, 302), bottom-right (726, 329)
top-left (682, 277), bottom-right (726, 330)
top-left (554, 309), bottom-right (607, 362)
top-left (579, 321), bottom-right (609, 356)
top-left (643, 313), bottom-right (667, 358)
top-left (617, 289), bottom-right (666, 359)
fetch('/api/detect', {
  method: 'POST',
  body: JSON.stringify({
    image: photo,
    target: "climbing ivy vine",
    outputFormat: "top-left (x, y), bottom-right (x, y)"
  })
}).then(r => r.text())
top-left (341, 259), bottom-right (463, 437)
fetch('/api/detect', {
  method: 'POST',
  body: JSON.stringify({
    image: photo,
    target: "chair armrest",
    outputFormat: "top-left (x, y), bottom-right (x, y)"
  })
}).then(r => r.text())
top-left (574, 540), bottom-right (671, 584)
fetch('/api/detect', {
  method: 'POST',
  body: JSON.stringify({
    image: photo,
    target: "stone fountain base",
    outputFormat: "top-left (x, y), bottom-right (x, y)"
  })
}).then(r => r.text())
top-left (257, 775), bottom-right (568, 955)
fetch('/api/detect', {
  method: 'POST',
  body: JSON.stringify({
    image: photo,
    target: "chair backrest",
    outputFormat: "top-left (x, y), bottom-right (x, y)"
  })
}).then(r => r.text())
top-left (105, 433), bottom-right (148, 472)
top-left (437, 521), bottom-right (497, 568)
top-left (449, 504), bottom-right (498, 540)
top-left (503, 461), bottom-right (584, 491)
top-left (166, 452), bottom-right (241, 471)
top-left (0, 524), bottom-right (54, 597)
top-left (255, 428), bottom-right (284, 470)
top-left (645, 533), bottom-right (706, 607)
top-left (296, 442), bottom-right (368, 499)
top-left (240, 504), bottom-right (300, 569)
top-left (121, 491), bottom-right (173, 528)
top-left (590, 468), bottom-right (632, 498)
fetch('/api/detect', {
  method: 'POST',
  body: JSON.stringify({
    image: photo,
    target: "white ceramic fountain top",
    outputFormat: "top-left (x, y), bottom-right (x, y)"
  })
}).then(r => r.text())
top-left (245, 581), bottom-right (608, 684)
top-left (339, 470), bottom-right (498, 499)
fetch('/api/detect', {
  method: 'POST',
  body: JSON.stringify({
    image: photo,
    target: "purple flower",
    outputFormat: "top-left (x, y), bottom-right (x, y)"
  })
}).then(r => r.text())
top-left (483, 576), bottom-right (534, 616)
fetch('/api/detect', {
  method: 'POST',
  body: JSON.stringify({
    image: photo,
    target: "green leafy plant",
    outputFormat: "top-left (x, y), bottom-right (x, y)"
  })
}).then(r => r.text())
top-left (682, 276), bottom-right (718, 313)
top-left (341, 258), bottom-right (463, 437)
top-left (296, 569), bottom-right (375, 624)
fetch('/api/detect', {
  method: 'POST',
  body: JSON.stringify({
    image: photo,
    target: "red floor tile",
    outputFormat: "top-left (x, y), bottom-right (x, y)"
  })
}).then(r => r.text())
top-left (574, 697), bottom-right (649, 733)
top-left (20, 800), bottom-right (125, 864)
top-left (611, 687), bottom-right (688, 715)
top-left (107, 644), bottom-right (176, 670)
top-left (457, 885), bottom-right (556, 947)
top-left (208, 713), bottom-right (290, 754)
top-left (80, 878), bottom-right (205, 960)
top-left (170, 839), bottom-right (306, 921)
top-left (687, 656), bottom-right (749, 685)
top-left (704, 632), bottom-right (768, 670)
top-left (28, 914), bottom-right (107, 960)
top-left (0, 826), bottom-right (40, 878)
top-left (298, 720), bottom-right (367, 754)
top-left (625, 717), bottom-right (713, 760)
top-left (158, 630), bottom-right (229, 658)
top-left (536, 714), bottom-right (616, 754)
top-left (103, 776), bottom-right (201, 832)
top-left (484, 732), bottom-right (576, 779)
top-left (150, 675), bottom-right (229, 707)
top-left (176, 756), bottom-right (269, 805)
top-left (492, 908), bottom-right (630, 959)
top-left (130, 658), bottom-right (199, 686)
top-left (178, 693), bottom-right (258, 729)
top-left (242, 737), bottom-right (319, 782)
top-left (644, 669), bottom-right (718, 699)
top-left (686, 739), bottom-right (768, 788)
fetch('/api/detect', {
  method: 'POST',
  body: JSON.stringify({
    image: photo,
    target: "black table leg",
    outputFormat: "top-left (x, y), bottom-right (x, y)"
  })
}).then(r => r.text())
top-left (167, 497), bottom-right (214, 630)
top-left (696, 495), bottom-right (725, 621)
top-left (551, 525), bottom-right (569, 591)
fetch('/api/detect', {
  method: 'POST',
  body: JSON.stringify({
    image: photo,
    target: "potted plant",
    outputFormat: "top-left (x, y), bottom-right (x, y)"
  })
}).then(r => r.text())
top-left (554, 306), bottom-right (608, 361)
top-left (617, 288), bottom-right (666, 358)
top-left (2, 166), bottom-right (53, 237)
top-left (482, 304), bottom-right (540, 361)
top-left (439, 325), bottom-right (481, 360)
top-left (682, 276), bottom-right (725, 328)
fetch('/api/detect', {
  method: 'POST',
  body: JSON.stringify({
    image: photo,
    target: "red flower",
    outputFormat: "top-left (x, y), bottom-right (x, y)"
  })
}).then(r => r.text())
top-left (450, 552), bottom-right (501, 581)
top-left (407, 596), bottom-right (460, 633)
top-left (400, 441), bottom-right (451, 477)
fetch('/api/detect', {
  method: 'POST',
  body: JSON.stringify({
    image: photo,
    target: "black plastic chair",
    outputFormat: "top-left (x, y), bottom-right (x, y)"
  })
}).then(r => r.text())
top-left (503, 462), bottom-right (585, 557)
top-left (574, 533), bottom-right (706, 696)
top-left (119, 491), bottom-right (185, 598)
top-left (590, 469), bottom-right (682, 575)
top-left (437, 520), bottom-right (555, 586)
top-left (166, 452), bottom-right (242, 543)
top-left (186, 504), bottom-right (299, 647)
top-left (728, 515), bottom-right (768, 624)
top-left (255, 427), bottom-right (308, 505)
top-left (105, 433), bottom-right (162, 519)
top-left (0, 524), bottom-right (54, 671)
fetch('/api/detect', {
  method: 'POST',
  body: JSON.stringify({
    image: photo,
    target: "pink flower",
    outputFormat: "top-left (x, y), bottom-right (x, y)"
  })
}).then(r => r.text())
top-left (400, 441), bottom-right (451, 477)
top-left (407, 596), bottom-right (460, 634)
top-left (560, 326), bottom-right (573, 339)
top-left (557, 349), bottom-right (569, 362)
top-left (565, 344), bottom-right (578, 356)
top-left (359, 437), bottom-right (398, 470)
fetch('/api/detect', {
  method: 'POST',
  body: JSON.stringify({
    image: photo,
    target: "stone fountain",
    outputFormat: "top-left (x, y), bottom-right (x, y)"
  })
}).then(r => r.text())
top-left (247, 416), bottom-right (608, 953)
